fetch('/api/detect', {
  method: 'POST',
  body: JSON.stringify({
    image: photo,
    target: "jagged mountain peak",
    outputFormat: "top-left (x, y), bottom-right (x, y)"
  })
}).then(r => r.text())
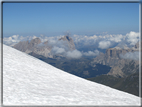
top-left (59, 35), bottom-right (75, 50)
top-left (30, 37), bottom-right (41, 45)
top-left (59, 35), bottom-right (72, 41)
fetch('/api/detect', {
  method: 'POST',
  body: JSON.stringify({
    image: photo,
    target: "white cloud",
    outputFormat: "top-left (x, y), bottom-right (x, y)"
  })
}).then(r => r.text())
top-left (126, 31), bottom-right (139, 45)
top-left (98, 41), bottom-right (111, 49)
top-left (32, 35), bottom-right (37, 39)
top-left (72, 34), bottom-right (98, 44)
top-left (3, 35), bottom-right (21, 46)
top-left (120, 51), bottom-right (139, 60)
top-left (88, 35), bottom-right (98, 39)
top-left (12, 35), bottom-right (19, 40)
top-left (72, 31), bottom-right (140, 50)
top-left (66, 49), bottom-right (82, 59)
top-left (109, 34), bottom-right (123, 43)
top-left (83, 50), bottom-right (99, 56)
top-left (52, 46), bottom-right (66, 54)
top-left (47, 38), bottom-right (69, 50)
top-left (72, 33), bottom-right (125, 50)
top-left (48, 39), bottom-right (57, 46)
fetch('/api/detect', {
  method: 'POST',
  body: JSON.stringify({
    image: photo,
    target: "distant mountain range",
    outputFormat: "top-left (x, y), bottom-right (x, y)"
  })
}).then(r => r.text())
top-left (11, 35), bottom-right (140, 97)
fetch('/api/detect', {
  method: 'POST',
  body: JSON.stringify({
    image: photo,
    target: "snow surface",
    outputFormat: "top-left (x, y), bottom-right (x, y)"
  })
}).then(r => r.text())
top-left (3, 44), bottom-right (141, 106)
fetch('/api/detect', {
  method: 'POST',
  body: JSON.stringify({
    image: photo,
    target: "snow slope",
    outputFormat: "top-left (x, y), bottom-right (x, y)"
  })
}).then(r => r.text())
top-left (3, 44), bottom-right (141, 106)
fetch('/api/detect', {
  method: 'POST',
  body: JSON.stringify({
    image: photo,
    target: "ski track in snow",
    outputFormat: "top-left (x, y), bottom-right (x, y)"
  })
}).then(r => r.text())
top-left (3, 44), bottom-right (141, 106)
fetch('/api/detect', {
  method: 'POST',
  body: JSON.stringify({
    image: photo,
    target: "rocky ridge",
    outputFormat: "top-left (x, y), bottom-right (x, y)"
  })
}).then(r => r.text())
top-left (13, 35), bottom-right (75, 58)
top-left (13, 38), bottom-right (41, 53)
top-left (13, 37), bottom-right (52, 58)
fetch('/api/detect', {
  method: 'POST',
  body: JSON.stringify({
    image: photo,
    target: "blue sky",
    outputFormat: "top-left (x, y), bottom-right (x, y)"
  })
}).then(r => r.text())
top-left (3, 3), bottom-right (139, 37)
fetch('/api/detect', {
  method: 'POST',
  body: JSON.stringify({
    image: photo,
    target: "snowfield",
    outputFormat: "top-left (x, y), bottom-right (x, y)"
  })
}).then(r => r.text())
top-left (3, 44), bottom-right (141, 106)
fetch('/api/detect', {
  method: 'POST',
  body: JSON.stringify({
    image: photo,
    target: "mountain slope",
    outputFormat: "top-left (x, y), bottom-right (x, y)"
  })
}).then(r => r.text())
top-left (3, 44), bottom-right (141, 105)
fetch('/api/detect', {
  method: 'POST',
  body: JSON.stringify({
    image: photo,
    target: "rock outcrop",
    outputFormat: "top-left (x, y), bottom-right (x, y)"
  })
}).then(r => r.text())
top-left (13, 40), bottom-right (30, 52)
top-left (13, 37), bottom-right (52, 58)
top-left (91, 41), bottom-right (140, 77)
top-left (13, 38), bottom-right (41, 53)
top-left (59, 35), bottom-right (75, 50)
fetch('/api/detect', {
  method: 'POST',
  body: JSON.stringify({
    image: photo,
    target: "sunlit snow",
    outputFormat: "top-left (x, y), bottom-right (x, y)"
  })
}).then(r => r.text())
top-left (3, 44), bottom-right (141, 106)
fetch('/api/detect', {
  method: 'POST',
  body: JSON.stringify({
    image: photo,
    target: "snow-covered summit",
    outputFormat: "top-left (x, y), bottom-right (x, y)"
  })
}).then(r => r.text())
top-left (3, 44), bottom-right (141, 106)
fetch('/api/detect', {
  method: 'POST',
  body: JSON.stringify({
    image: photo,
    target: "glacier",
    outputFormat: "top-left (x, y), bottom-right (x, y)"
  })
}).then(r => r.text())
top-left (3, 44), bottom-right (141, 106)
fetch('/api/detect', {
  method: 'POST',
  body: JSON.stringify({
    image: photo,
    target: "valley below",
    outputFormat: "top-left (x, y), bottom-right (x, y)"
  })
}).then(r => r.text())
top-left (29, 52), bottom-right (111, 78)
